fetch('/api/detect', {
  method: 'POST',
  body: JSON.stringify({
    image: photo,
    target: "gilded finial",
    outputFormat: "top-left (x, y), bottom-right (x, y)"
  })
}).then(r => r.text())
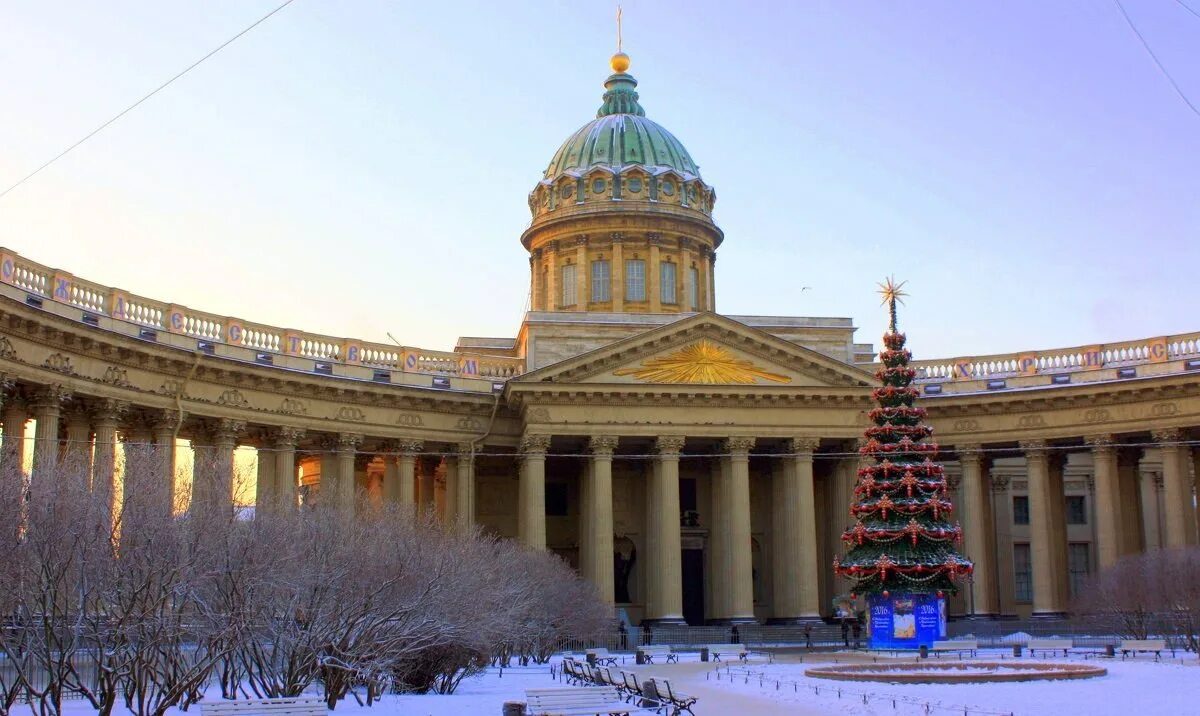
top-left (877, 276), bottom-right (908, 333)
top-left (611, 5), bottom-right (630, 73)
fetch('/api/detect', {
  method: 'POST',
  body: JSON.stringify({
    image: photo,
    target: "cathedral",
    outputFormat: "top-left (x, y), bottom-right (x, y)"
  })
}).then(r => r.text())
top-left (1, 50), bottom-right (1197, 625)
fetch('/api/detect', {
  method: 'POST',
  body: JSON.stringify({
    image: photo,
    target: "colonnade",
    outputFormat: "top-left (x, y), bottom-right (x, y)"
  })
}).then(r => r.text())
top-left (516, 433), bottom-right (829, 624)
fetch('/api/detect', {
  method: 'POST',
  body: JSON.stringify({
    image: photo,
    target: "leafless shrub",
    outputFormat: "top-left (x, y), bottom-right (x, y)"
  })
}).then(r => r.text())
top-left (1073, 547), bottom-right (1200, 650)
top-left (0, 443), bottom-right (610, 713)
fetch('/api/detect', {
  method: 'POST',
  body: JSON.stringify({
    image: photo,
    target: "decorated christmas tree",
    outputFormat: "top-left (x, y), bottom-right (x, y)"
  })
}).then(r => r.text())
top-left (835, 278), bottom-right (972, 646)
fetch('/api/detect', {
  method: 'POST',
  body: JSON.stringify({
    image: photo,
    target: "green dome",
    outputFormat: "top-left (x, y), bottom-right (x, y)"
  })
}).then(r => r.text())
top-left (543, 70), bottom-right (701, 180)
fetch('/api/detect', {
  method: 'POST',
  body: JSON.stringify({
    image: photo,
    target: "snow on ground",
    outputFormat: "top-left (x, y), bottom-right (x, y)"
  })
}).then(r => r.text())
top-left (29, 651), bottom-right (1200, 716)
top-left (662, 650), bottom-right (1200, 716)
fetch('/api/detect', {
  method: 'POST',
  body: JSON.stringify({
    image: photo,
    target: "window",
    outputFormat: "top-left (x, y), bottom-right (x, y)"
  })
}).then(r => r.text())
top-left (688, 266), bottom-right (700, 310)
top-left (591, 260), bottom-right (610, 302)
top-left (625, 259), bottom-right (646, 301)
top-left (545, 482), bottom-right (568, 516)
top-left (660, 262), bottom-right (677, 304)
top-left (560, 264), bottom-right (576, 307)
top-left (1013, 544), bottom-right (1032, 602)
top-left (1068, 543), bottom-right (1091, 596)
top-left (1066, 495), bottom-right (1087, 525)
top-left (1013, 495), bottom-right (1029, 525)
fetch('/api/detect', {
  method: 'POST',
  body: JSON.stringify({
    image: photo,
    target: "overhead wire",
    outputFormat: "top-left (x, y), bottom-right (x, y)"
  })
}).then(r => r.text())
top-left (1112, 0), bottom-right (1200, 120)
top-left (0, 0), bottom-right (298, 202)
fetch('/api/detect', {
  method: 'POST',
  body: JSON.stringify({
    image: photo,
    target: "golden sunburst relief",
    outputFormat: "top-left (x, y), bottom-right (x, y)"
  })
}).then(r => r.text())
top-left (613, 340), bottom-right (792, 384)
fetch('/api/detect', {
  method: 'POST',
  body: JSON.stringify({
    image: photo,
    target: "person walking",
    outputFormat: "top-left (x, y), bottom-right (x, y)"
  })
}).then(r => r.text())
top-left (852, 619), bottom-right (862, 649)
top-left (803, 622), bottom-right (813, 650)
top-left (840, 617), bottom-right (850, 647)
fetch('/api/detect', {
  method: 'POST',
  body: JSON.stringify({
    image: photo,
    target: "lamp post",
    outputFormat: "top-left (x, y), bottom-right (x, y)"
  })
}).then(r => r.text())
top-left (967, 559), bottom-right (976, 618)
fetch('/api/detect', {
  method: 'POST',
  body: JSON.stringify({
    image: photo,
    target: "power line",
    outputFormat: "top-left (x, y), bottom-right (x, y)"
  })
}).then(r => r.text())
top-left (1112, 0), bottom-right (1200, 120)
top-left (0, 0), bottom-right (299, 202)
top-left (1174, 0), bottom-right (1200, 21)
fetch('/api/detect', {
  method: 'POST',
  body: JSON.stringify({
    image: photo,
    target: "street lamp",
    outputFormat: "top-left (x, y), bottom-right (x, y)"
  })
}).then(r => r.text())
top-left (967, 557), bottom-right (976, 618)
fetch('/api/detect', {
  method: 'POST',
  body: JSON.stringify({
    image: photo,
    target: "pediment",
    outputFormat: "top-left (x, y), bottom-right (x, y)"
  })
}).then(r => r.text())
top-left (514, 313), bottom-right (874, 389)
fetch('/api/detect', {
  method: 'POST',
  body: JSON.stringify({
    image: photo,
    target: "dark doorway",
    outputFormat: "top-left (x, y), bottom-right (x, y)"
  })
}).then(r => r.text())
top-left (682, 548), bottom-right (705, 625)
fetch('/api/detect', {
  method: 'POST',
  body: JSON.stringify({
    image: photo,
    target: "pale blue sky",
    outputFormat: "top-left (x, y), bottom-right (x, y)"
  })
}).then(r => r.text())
top-left (1, 1), bottom-right (1196, 359)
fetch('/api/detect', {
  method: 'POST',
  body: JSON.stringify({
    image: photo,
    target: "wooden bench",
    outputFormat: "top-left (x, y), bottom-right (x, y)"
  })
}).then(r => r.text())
top-left (585, 648), bottom-right (619, 666)
top-left (649, 678), bottom-right (697, 716)
top-left (1120, 639), bottom-right (1171, 660)
top-left (706, 643), bottom-right (748, 662)
top-left (637, 645), bottom-right (678, 664)
top-left (525, 686), bottom-right (657, 715)
top-left (202, 697), bottom-right (325, 716)
top-left (1028, 638), bottom-right (1073, 657)
top-left (931, 639), bottom-right (978, 657)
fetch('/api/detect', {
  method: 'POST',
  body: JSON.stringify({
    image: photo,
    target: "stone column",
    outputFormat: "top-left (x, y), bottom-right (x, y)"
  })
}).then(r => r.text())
top-left (152, 411), bottom-right (181, 515)
top-left (1117, 447), bottom-right (1142, 555)
top-left (1139, 467), bottom-right (1163, 550)
top-left (717, 437), bottom-right (756, 623)
top-left (336, 433), bottom-right (362, 514)
top-left (90, 400), bottom-right (125, 527)
top-left (395, 440), bottom-right (422, 507)
top-left (208, 419), bottom-right (245, 514)
top-left (771, 437), bottom-right (821, 623)
top-left (574, 239), bottom-right (588, 310)
top-left (455, 442), bottom-right (475, 528)
top-left (584, 435), bottom-right (617, 604)
top-left (30, 385), bottom-right (69, 494)
top-left (1086, 435), bottom-right (1122, 571)
top-left (318, 437), bottom-right (338, 509)
top-left (63, 408), bottom-right (93, 487)
top-left (418, 456), bottom-right (437, 512)
top-left (1, 393), bottom-right (28, 478)
top-left (1154, 429), bottom-right (1192, 547)
top-left (518, 434), bottom-right (549, 549)
top-left (274, 428), bottom-right (304, 511)
top-left (610, 235), bottom-right (624, 312)
top-left (256, 445), bottom-right (277, 512)
top-left (1022, 440), bottom-right (1065, 617)
top-left (990, 472), bottom-right (1016, 616)
top-left (958, 445), bottom-right (998, 617)
top-left (645, 435), bottom-right (685, 624)
top-left (123, 420), bottom-right (154, 512)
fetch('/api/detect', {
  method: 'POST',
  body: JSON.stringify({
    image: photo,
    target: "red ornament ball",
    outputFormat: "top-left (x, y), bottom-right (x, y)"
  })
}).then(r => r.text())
top-left (882, 590), bottom-right (890, 598)
top-left (936, 590), bottom-right (944, 599)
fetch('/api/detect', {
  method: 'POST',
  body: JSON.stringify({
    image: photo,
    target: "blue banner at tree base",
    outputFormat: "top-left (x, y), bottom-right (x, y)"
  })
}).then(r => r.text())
top-left (867, 592), bottom-right (947, 649)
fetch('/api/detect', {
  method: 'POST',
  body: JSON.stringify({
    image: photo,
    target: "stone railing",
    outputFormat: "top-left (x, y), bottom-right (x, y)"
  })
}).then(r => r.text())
top-left (909, 333), bottom-right (1200, 383)
top-left (0, 248), bottom-right (524, 380)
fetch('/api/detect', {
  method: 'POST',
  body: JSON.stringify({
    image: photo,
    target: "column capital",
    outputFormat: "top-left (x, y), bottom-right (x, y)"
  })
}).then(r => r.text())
top-left (151, 409), bottom-right (184, 434)
top-left (945, 471), bottom-right (962, 491)
top-left (90, 398), bottom-right (129, 426)
top-left (1151, 428), bottom-right (1183, 444)
top-left (397, 438), bottom-right (424, 455)
top-left (274, 427), bottom-right (305, 449)
top-left (1085, 434), bottom-right (1115, 451)
top-left (989, 472), bottom-right (1011, 492)
top-left (655, 435), bottom-right (686, 455)
top-left (587, 435), bottom-right (619, 456)
top-left (956, 444), bottom-right (991, 469)
top-left (455, 442), bottom-right (475, 462)
top-left (520, 433), bottom-right (551, 455)
top-left (209, 418), bottom-right (246, 445)
top-left (31, 384), bottom-right (71, 412)
top-left (723, 436), bottom-right (756, 455)
top-left (786, 437), bottom-right (820, 455)
top-left (1019, 438), bottom-right (1048, 453)
top-left (336, 432), bottom-right (363, 452)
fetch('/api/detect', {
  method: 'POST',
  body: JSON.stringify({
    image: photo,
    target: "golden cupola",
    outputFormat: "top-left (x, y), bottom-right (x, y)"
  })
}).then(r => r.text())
top-left (521, 53), bottom-right (722, 314)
